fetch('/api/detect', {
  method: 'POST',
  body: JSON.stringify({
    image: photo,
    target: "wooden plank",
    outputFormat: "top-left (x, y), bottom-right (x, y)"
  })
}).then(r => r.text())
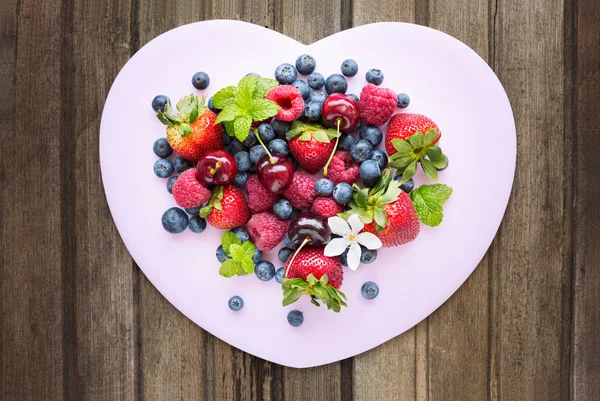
top-left (572, 0), bottom-right (600, 399)
top-left (69, 0), bottom-right (138, 399)
top-left (426, 2), bottom-right (491, 400)
top-left (0, 1), bottom-right (66, 399)
top-left (352, 0), bottom-right (414, 26)
top-left (492, 0), bottom-right (569, 400)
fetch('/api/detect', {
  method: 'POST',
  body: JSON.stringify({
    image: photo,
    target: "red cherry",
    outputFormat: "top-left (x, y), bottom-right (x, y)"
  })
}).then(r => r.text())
top-left (196, 150), bottom-right (238, 185)
top-left (322, 94), bottom-right (360, 133)
top-left (256, 153), bottom-right (294, 193)
top-left (288, 212), bottom-right (332, 247)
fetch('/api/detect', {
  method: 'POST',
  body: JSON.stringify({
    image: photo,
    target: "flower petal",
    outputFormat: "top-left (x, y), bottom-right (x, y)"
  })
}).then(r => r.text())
top-left (324, 238), bottom-right (350, 257)
top-left (348, 214), bottom-right (364, 234)
top-left (347, 242), bottom-right (362, 270)
top-left (357, 232), bottom-right (383, 250)
top-left (328, 216), bottom-right (351, 236)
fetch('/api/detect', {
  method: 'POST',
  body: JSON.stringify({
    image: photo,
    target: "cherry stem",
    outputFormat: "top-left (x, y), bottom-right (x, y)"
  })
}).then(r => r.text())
top-left (322, 118), bottom-right (341, 176)
top-left (284, 237), bottom-right (311, 278)
top-left (209, 162), bottom-right (221, 176)
top-left (254, 128), bottom-right (275, 164)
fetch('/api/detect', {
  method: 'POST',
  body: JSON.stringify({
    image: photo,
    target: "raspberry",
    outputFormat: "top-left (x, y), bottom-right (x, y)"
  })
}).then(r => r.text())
top-left (324, 151), bottom-right (360, 185)
top-left (359, 83), bottom-right (397, 126)
top-left (283, 172), bottom-right (317, 209)
top-left (310, 196), bottom-right (345, 219)
top-left (266, 85), bottom-right (304, 122)
top-left (246, 212), bottom-right (288, 251)
top-left (172, 169), bottom-right (211, 208)
top-left (246, 174), bottom-right (279, 213)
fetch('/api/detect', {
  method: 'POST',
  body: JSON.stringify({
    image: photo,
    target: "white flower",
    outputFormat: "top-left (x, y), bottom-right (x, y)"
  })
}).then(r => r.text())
top-left (324, 214), bottom-right (382, 270)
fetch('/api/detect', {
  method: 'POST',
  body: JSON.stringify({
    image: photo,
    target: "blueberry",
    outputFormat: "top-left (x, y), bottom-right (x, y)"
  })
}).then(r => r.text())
top-left (228, 295), bottom-right (244, 311)
top-left (295, 54), bottom-right (316, 75)
top-left (275, 267), bottom-right (285, 283)
top-left (278, 247), bottom-right (294, 263)
top-left (361, 281), bottom-right (379, 300)
top-left (173, 155), bottom-right (193, 173)
top-left (273, 199), bottom-right (293, 219)
top-left (252, 247), bottom-right (262, 264)
top-left (249, 145), bottom-right (268, 164)
top-left (208, 96), bottom-right (219, 113)
top-left (350, 139), bottom-right (373, 163)
top-left (232, 171), bottom-right (249, 187)
top-left (272, 119), bottom-right (291, 137)
top-left (228, 139), bottom-right (246, 155)
top-left (229, 228), bottom-right (248, 244)
top-left (304, 101), bottom-right (322, 121)
top-left (216, 245), bottom-right (230, 263)
top-left (339, 133), bottom-right (357, 151)
top-left (185, 206), bottom-right (201, 215)
top-left (308, 72), bottom-right (325, 89)
top-left (341, 59), bottom-right (358, 77)
top-left (151, 95), bottom-right (170, 112)
top-left (274, 63), bottom-right (297, 85)
top-left (255, 261), bottom-right (276, 281)
top-left (309, 91), bottom-right (327, 104)
top-left (348, 93), bottom-right (359, 104)
top-left (292, 80), bottom-right (310, 100)
top-left (360, 125), bottom-right (383, 146)
top-left (268, 139), bottom-right (288, 156)
top-left (191, 71), bottom-right (210, 90)
top-left (242, 130), bottom-right (257, 147)
top-left (257, 123), bottom-right (275, 144)
top-left (339, 248), bottom-right (349, 266)
top-left (316, 178), bottom-right (334, 196)
top-left (289, 208), bottom-right (300, 221)
top-left (397, 93), bottom-right (410, 108)
top-left (161, 207), bottom-right (188, 233)
top-left (324, 74), bottom-right (348, 95)
top-left (153, 138), bottom-right (173, 158)
top-left (287, 310), bottom-right (304, 327)
top-left (370, 149), bottom-right (389, 170)
top-left (333, 182), bottom-right (353, 204)
top-left (188, 216), bottom-right (207, 233)
top-left (234, 151), bottom-right (251, 172)
top-left (360, 159), bottom-right (382, 187)
top-left (366, 69), bottom-right (384, 85)
top-left (166, 176), bottom-right (178, 194)
top-left (436, 156), bottom-right (449, 171)
top-left (154, 159), bottom-right (174, 178)
top-left (284, 233), bottom-right (297, 249)
top-left (394, 174), bottom-right (415, 193)
top-left (360, 245), bottom-right (377, 264)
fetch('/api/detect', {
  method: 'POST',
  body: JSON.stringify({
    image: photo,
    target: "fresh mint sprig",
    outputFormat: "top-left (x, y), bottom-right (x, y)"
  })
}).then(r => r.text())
top-left (218, 231), bottom-right (256, 278)
top-left (410, 184), bottom-right (453, 226)
top-left (388, 129), bottom-right (448, 183)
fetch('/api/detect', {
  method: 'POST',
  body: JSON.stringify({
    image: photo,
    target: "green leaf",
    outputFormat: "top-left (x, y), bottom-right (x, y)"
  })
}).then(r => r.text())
top-left (312, 130), bottom-right (330, 142)
top-left (179, 123), bottom-right (193, 137)
top-left (391, 138), bottom-right (413, 154)
top-left (253, 77), bottom-right (279, 99)
top-left (424, 128), bottom-right (438, 145)
top-left (241, 258), bottom-right (255, 274)
top-left (233, 115), bottom-right (252, 142)
top-left (229, 244), bottom-right (245, 260)
top-left (249, 99), bottom-right (279, 121)
top-left (176, 94), bottom-right (199, 118)
top-left (354, 187), bottom-right (369, 209)
top-left (313, 285), bottom-right (328, 300)
top-left (298, 131), bottom-right (311, 141)
top-left (199, 205), bottom-right (213, 218)
top-left (420, 158), bottom-right (438, 181)
top-left (410, 184), bottom-right (453, 227)
top-left (373, 206), bottom-right (388, 228)
top-left (378, 178), bottom-right (402, 205)
top-left (282, 289), bottom-right (304, 306)
top-left (241, 241), bottom-right (255, 258)
top-left (236, 74), bottom-right (258, 110)
top-left (215, 105), bottom-right (237, 123)
top-left (224, 121), bottom-right (235, 137)
top-left (407, 132), bottom-right (424, 147)
top-left (156, 110), bottom-right (174, 125)
top-left (428, 146), bottom-right (448, 169)
top-left (219, 259), bottom-right (240, 278)
top-left (401, 160), bottom-right (418, 183)
top-left (221, 231), bottom-right (241, 256)
top-left (212, 86), bottom-right (237, 109)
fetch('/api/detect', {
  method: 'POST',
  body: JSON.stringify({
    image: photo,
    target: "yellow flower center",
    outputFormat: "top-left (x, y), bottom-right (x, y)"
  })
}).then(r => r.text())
top-left (349, 234), bottom-right (356, 241)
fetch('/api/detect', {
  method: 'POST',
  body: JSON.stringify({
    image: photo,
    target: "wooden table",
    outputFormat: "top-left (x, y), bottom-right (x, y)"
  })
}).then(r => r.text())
top-left (1, 0), bottom-right (599, 400)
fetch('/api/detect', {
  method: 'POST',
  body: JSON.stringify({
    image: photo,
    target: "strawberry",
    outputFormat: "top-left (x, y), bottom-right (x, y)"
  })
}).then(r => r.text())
top-left (385, 113), bottom-right (440, 156)
top-left (286, 121), bottom-right (340, 174)
top-left (157, 94), bottom-right (223, 163)
top-left (340, 169), bottom-right (420, 247)
top-left (200, 185), bottom-right (250, 229)
top-left (282, 247), bottom-right (347, 312)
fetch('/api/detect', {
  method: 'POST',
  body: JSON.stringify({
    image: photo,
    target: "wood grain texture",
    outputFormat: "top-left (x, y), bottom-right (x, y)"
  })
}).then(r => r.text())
top-left (572, 0), bottom-right (600, 399)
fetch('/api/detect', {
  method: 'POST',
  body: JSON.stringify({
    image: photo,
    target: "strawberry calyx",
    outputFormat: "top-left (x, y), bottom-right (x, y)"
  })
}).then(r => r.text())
top-left (338, 169), bottom-right (402, 231)
top-left (388, 129), bottom-right (448, 183)
top-left (157, 94), bottom-right (206, 137)
top-left (282, 274), bottom-right (347, 313)
top-left (286, 121), bottom-right (340, 143)
top-left (199, 185), bottom-right (224, 218)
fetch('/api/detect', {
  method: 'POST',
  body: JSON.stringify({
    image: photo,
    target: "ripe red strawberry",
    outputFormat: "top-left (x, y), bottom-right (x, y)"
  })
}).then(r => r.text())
top-left (385, 113), bottom-right (440, 156)
top-left (359, 83), bottom-right (397, 126)
top-left (282, 247), bottom-right (347, 312)
top-left (324, 150), bottom-right (360, 185)
top-left (246, 174), bottom-right (279, 213)
top-left (282, 171), bottom-right (317, 209)
top-left (266, 85), bottom-right (304, 121)
top-left (287, 121), bottom-right (338, 174)
top-left (157, 95), bottom-right (223, 163)
top-left (310, 196), bottom-right (344, 219)
top-left (246, 212), bottom-right (288, 251)
top-left (201, 185), bottom-right (250, 229)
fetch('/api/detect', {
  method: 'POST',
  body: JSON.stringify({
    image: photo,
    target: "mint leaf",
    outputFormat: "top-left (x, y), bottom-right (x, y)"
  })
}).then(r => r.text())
top-left (236, 74), bottom-right (258, 110)
top-left (241, 258), bottom-right (255, 274)
top-left (253, 77), bottom-right (279, 99)
top-left (410, 184), bottom-right (453, 226)
top-left (221, 231), bottom-right (241, 255)
top-left (420, 158), bottom-right (438, 181)
top-left (241, 241), bottom-right (255, 258)
top-left (219, 259), bottom-right (240, 278)
top-left (215, 104), bottom-right (237, 123)
top-left (249, 99), bottom-right (279, 121)
top-left (229, 244), bottom-right (245, 260)
top-left (233, 115), bottom-right (252, 141)
top-left (212, 86), bottom-right (237, 109)
top-left (224, 121), bottom-right (235, 137)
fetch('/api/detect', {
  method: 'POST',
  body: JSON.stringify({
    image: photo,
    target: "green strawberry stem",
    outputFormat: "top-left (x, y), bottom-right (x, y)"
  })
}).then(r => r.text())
top-left (254, 128), bottom-right (275, 164)
top-left (283, 237), bottom-right (311, 278)
top-left (322, 118), bottom-right (341, 175)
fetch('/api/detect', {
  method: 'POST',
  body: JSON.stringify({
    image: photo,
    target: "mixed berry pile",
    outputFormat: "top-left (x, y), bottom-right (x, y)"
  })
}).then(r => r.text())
top-left (151, 55), bottom-right (452, 326)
